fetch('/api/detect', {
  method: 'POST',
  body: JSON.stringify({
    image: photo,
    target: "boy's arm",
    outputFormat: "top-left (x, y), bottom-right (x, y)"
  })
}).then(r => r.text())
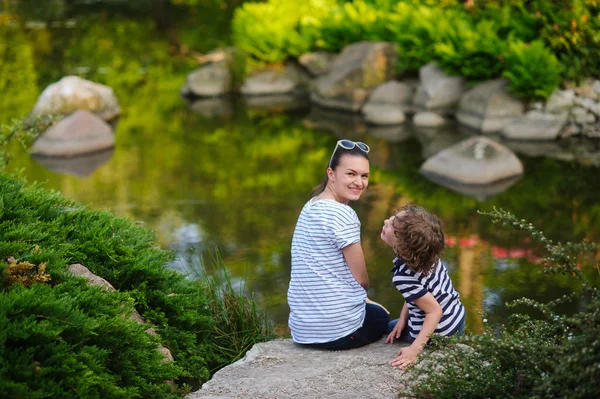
top-left (390, 293), bottom-right (442, 369)
top-left (342, 242), bottom-right (369, 290)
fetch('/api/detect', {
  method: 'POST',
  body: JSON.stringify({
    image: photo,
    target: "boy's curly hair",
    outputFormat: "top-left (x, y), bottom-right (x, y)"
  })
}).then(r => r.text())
top-left (392, 203), bottom-right (445, 276)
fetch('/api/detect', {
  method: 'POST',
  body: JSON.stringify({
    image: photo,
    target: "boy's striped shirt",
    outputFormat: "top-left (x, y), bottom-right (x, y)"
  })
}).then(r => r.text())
top-left (392, 257), bottom-right (465, 338)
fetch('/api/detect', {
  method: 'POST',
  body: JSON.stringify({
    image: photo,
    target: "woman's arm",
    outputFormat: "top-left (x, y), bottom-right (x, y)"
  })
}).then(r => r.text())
top-left (341, 242), bottom-right (369, 290)
top-left (390, 293), bottom-right (442, 369)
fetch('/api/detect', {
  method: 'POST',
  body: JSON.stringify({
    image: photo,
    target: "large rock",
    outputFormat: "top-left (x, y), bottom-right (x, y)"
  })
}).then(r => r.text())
top-left (311, 41), bottom-right (397, 112)
top-left (241, 70), bottom-right (297, 95)
top-left (31, 110), bottom-right (115, 157)
top-left (413, 112), bottom-right (446, 127)
top-left (298, 52), bottom-right (336, 77)
top-left (501, 110), bottom-right (568, 141)
top-left (545, 89), bottom-right (575, 114)
top-left (181, 61), bottom-right (231, 97)
top-left (413, 63), bottom-right (466, 113)
top-left (420, 136), bottom-right (523, 186)
top-left (28, 76), bottom-right (120, 123)
top-left (362, 81), bottom-right (413, 125)
top-left (189, 339), bottom-right (408, 399)
top-left (457, 79), bottom-right (525, 133)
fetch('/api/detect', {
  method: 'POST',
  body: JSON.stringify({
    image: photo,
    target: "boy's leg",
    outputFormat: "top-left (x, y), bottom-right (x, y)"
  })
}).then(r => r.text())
top-left (387, 318), bottom-right (415, 343)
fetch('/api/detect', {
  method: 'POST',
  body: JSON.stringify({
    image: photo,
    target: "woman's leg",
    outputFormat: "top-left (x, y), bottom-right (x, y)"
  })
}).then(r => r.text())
top-left (310, 303), bottom-right (390, 350)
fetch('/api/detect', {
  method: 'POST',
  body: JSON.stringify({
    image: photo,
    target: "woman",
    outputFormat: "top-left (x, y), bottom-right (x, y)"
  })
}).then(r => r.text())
top-left (287, 139), bottom-right (390, 350)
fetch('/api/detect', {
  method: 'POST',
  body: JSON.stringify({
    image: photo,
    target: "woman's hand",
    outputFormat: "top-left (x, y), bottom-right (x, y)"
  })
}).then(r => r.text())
top-left (389, 345), bottom-right (422, 369)
top-left (365, 297), bottom-right (390, 314)
top-left (385, 320), bottom-right (403, 344)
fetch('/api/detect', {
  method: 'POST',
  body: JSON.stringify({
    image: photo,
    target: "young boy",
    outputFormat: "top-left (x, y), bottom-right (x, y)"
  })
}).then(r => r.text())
top-left (381, 204), bottom-right (465, 369)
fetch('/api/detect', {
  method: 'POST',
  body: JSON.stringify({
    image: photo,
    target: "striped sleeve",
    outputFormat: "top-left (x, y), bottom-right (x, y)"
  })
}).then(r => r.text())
top-left (392, 272), bottom-right (427, 302)
top-left (330, 208), bottom-right (360, 250)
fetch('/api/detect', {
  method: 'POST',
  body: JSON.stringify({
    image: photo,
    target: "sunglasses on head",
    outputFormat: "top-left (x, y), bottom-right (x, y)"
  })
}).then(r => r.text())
top-left (328, 139), bottom-right (370, 168)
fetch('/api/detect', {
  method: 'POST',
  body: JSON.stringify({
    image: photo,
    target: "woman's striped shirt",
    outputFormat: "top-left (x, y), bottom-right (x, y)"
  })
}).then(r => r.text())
top-left (391, 257), bottom-right (465, 339)
top-left (288, 199), bottom-right (367, 344)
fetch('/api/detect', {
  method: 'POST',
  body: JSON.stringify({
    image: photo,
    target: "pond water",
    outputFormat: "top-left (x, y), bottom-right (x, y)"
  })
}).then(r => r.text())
top-left (2, 1), bottom-right (599, 335)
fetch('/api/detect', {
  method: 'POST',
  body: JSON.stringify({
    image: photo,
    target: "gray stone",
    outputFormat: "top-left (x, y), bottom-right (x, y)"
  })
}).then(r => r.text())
top-left (181, 62), bottom-right (231, 97)
top-left (502, 139), bottom-right (565, 158)
top-left (501, 110), bottom-right (568, 141)
top-left (413, 112), bottom-right (446, 127)
top-left (545, 89), bottom-right (575, 114)
top-left (457, 79), bottom-right (525, 133)
top-left (362, 81), bottom-right (413, 125)
top-left (31, 110), bottom-right (115, 157)
top-left (413, 63), bottom-right (466, 113)
top-left (68, 263), bottom-right (116, 291)
top-left (363, 105), bottom-right (406, 125)
top-left (241, 70), bottom-right (297, 96)
top-left (575, 79), bottom-right (599, 100)
top-left (189, 339), bottom-right (409, 399)
top-left (365, 81), bottom-right (414, 106)
top-left (312, 41), bottom-right (397, 112)
top-left (571, 106), bottom-right (596, 124)
top-left (420, 136), bottom-right (523, 185)
top-left (298, 52), bottom-right (336, 77)
top-left (592, 80), bottom-right (600, 95)
top-left (573, 97), bottom-right (600, 117)
top-left (28, 76), bottom-right (120, 122)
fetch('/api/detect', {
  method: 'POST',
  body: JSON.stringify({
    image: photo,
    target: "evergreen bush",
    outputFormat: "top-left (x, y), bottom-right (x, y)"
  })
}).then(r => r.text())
top-left (0, 173), bottom-right (276, 396)
top-left (402, 208), bottom-right (599, 399)
top-left (502, 40), bottom-right (563, 102)
top-left (0, 281), bottom-right (183, 399)
top-left (434, 19), bottom-right (507, 81)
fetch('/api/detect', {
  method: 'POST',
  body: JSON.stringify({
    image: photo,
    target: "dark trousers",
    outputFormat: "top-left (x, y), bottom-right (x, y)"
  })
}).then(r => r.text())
top-left (309, 303), bottom-right (390, 350)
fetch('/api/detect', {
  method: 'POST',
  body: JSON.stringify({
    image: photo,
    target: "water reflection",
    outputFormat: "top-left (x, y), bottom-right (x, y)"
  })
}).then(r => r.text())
top-left (31, 148), bottom-right (114, 177)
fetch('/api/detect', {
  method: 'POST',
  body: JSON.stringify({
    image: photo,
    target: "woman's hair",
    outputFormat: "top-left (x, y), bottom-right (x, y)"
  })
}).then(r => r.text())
top-left (392, 203), bottom-right (445, 276)
top-left (310, 145), bottom-right (370, 197)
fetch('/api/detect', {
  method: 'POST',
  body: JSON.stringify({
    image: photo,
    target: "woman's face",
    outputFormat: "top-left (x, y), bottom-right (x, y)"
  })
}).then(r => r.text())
top-left (327, 154), bottom-right (369, 204)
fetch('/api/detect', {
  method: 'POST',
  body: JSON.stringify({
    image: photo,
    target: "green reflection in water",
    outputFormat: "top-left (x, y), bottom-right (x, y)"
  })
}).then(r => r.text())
top-left (2, 0), bottom-right (599, 335)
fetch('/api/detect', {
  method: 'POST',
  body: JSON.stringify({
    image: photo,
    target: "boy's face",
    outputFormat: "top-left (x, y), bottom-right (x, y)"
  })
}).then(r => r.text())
top-left (381, 211), bottom-right (404, 248)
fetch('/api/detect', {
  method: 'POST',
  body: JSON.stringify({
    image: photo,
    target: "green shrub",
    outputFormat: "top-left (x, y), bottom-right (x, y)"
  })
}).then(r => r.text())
top-left (0, 280), bottom-right (183, 398)
top-left (385, 3), bottom-right (442, 74)
top-left (0, 173), bottom-right (276, 393)
top-left (472, 0), bottom-right (600, 81)
top-left (403, 208), bottom-right (599, 399)
top-left (314, 0), bottom-right (391, 52)
top-left (434, 19), bottom-right (507, 81)
top-left (232, 0), bottom-right (332, 62)
top-left (502, 39), bottom-right (563, 101)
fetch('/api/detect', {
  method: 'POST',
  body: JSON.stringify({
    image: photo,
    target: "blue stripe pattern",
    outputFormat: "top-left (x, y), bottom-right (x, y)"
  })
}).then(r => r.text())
top-left (391, 257), bottom-right (465, 339)
top-left (288, 199), bottom-right (366, 344)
